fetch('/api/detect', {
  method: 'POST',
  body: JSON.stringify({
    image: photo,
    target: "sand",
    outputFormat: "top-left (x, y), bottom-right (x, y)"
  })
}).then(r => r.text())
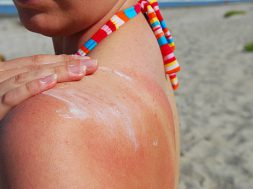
top-left (1, 3), bottom-right (253, 189)
top-left (164, 3), bottom-right (253, 189)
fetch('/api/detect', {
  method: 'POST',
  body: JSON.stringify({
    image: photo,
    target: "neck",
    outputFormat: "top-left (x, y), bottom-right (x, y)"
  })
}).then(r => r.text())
top-left (52, 0), bottom-right (137, 55)
top-left (53, 0), bottom-right (167, 88)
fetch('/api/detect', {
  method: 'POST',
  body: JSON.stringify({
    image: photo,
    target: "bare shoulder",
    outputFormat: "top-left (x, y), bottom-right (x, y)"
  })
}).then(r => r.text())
top-left (0, 69), bottom-right (178, 188)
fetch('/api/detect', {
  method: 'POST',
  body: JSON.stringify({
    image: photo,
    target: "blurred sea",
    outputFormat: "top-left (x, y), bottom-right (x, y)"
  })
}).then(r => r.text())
top-left (1, 0), bottom-right (253, 15)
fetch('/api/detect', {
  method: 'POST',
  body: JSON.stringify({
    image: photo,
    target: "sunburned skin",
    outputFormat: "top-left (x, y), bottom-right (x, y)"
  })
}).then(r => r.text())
top-left (44, 88), bottom-right (140, 150)
top-left (13, 65), bottom-right (178, 188)
top-left (99, 66), bottom-right (133, 81)
top-left (42, 66), bottom-right (175, 152)
top-left (43, 66), bottom-right (133, 120)
top-left (0, 0), bottom-right (180, 187)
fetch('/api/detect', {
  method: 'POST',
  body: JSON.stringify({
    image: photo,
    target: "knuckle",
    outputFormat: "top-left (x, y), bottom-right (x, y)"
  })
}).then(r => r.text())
top-left (2, 92), bottom-right (15, 107)
top-left (53, 66), bottom-right (65, 80)
top-left (14, 73), bottom-right (26, 84)
top-left (31, 55), bottom-right (39, 63)
top-left (62, 54), bottom-right (72, 62)
top-left (33, 54), bottom-right (45, 61)
top-left (66, 60), bottom-right (78, 67)
top-left (53, 66), bottom-right (61, 75)
top-left (29, 64), bottom-right (41, 71)
top-left (25, 81), bottom-right (40, 96)
top-left (30, 55), bottom-right (43, 70)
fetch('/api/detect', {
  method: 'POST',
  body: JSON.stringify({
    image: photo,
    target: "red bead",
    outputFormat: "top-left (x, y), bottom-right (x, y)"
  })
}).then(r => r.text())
top-left (92, 29), bottom-right (107, 43)
top-left (107, 20), bottom-right (117, 32)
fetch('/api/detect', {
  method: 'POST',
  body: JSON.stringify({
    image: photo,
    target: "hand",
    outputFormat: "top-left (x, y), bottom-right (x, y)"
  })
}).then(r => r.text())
top-left (0, 54), bottom-right (98, 121)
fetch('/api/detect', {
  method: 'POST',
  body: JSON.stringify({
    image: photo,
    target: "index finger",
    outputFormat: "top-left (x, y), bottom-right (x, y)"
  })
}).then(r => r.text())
top-left (0, 54), bottom-right (90, 71)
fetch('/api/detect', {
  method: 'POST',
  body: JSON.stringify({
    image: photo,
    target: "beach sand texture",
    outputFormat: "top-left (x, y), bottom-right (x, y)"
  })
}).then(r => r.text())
top-left (1, 3), bottom-right (253, 189)
top-left (164, 4), bottom-right (253, 189)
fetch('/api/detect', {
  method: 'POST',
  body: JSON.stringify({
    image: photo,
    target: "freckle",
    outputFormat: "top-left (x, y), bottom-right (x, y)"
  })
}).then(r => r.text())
top-left (65, 140), bottom-right (70, 145)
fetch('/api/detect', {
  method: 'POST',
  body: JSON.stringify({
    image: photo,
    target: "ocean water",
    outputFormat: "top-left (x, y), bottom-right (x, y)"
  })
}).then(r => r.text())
top-left (159, 0), bottom-right (253, 7)
top-left (1, 0), bottom-right (253, 15)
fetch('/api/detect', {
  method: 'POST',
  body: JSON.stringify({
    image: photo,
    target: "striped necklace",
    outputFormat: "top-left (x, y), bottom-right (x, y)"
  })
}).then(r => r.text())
top-left (76, 0), bottom-right (180, 90)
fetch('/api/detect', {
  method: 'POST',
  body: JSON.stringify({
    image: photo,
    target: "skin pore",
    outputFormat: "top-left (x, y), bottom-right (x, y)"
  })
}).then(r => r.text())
top-left (0, 0), bottom-right (180, 188)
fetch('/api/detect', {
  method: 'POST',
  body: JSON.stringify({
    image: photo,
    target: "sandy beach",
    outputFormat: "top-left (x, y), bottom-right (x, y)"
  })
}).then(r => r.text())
top-left (1, 3), bottom-right (253, 189)
top-left (164, 3), bottom-right (253, 189)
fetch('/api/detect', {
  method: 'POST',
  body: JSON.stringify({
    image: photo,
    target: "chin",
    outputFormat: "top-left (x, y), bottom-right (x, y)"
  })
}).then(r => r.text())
top-left (18, 11), bottom-right (74, 37)
top-left (24, 17), bottom-right (66, 37)
top-left (23, 22), bottom-right (59, 37)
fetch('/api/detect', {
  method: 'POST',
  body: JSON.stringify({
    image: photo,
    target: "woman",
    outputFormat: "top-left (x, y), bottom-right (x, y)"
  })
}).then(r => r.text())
top-left (0, 0), bottom-right (180, 188)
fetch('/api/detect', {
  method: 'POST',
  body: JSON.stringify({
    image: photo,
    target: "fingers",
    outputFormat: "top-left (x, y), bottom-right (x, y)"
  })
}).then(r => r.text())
top-left (54, 59), bottom-right (88, 82)
top-left (39, 57), bottom-right (98, 76)
top-left (0, 58), bottom-right (98, 83)
top-left (0, 54), bottom-right (98, 121)
top-left (0, 74), bottom-right (58, 120)
top-left (2, 74), bottom-right (57, 107)
top-left (0, 54), bottom-right (90, 71)
top-left (0, 58), bottom-right (98, 120)
top-left (0, 59), bottom-right (98, 95)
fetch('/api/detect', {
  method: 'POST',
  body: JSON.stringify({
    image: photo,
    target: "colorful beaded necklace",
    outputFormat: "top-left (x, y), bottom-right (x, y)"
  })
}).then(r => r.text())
top-left (76, 0), bottom-right (180, 90)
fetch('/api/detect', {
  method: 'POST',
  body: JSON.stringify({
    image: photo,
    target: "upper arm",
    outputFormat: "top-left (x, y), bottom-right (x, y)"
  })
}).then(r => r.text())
top-left (0, 75), bottom-right (178, 188)
top-left (0, 94), bottom-right (106, 189)
top-left (0, 92), bottom-right (148, 189)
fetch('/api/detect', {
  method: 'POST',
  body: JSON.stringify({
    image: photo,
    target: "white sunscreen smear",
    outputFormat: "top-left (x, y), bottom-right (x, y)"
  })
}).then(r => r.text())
top-left (99, 66), bottom-right (133, 81)
top-left (43, 87), bottom-right (139, 151)
top-left (43, 90), bottom-right (88, 120)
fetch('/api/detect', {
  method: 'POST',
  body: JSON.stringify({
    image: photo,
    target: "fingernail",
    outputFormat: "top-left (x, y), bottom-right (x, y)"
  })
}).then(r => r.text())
top-left (39, 74), bottom-right (57, 85)
top-left (68, 63), bottom-right (86, 76)
top-left (71, 55), bottom-right (91, 60)
top-left (80, 59), bottom-right (98, 72)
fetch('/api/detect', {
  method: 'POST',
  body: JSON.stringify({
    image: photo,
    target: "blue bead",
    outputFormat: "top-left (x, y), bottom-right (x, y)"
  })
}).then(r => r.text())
top-left (124, 7), bottom-right (137, 19)
top-left (84, 39), bottom-right (97, 51)
top-left (167, 38), bottom-right (174, 44)
top-left (151, 21), bottom-right (160, 28)
top-left (158, 36), bottom-right (168, 46)
top-left (160, 20), bottom-right (167, 29)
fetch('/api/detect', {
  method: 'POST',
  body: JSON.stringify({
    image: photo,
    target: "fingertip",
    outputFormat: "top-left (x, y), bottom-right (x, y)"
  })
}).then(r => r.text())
top-left (39, 74), bottom-right (58, 90)
top-left (71, 54), bottom-right (91, 60)
top-left (81, 59), bottom-right (98, 75)
top-left (81, 65), bottom-right (87, 77)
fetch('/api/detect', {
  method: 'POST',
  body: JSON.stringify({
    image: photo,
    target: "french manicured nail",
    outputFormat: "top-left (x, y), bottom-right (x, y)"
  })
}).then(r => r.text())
top-left (39, 74), bottom-right (57, 85)
top-left (80, 59), bottom-right (98, 72)
top-left (68, 63), bottom-right (86, 76)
